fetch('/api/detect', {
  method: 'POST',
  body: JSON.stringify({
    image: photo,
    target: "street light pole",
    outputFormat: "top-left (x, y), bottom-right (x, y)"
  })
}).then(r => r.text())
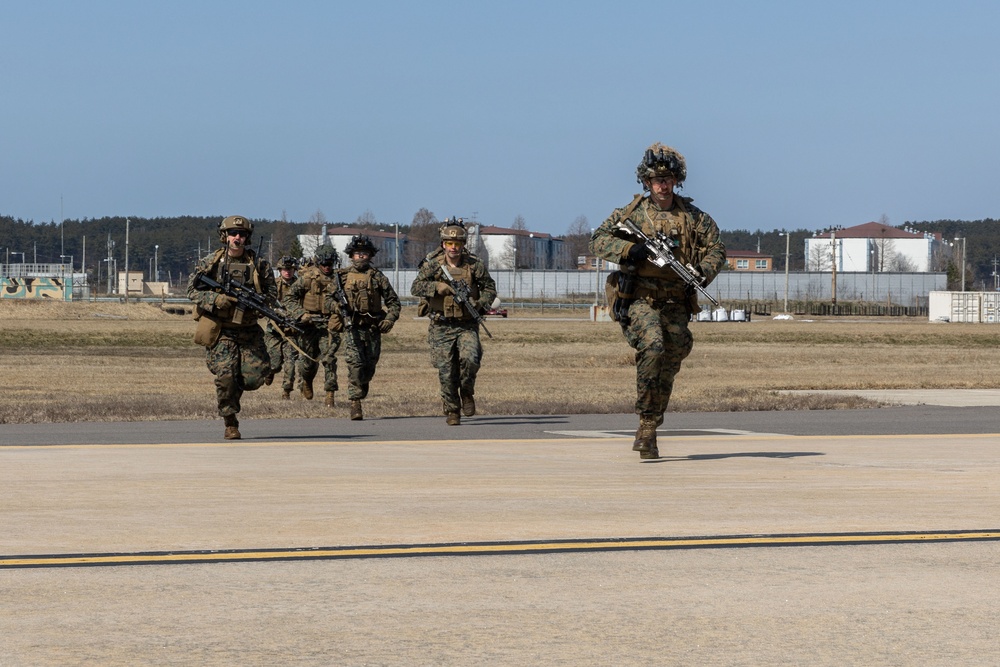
top-left (779, 231), bottom-right (790, 313)
top-left (954, 237), bottom-right (966, 291)
top-left (154, 245), bottom-right (159, 283)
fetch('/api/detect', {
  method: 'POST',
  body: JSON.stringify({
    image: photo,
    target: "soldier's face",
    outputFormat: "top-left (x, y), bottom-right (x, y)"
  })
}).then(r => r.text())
top-left (443, 240), bottom-right (464, 260)
top-left (226, 229), bottom-right (248, 255)
top-left (647, 175), bottom-right (676, 204)
top-left (280, 268), bottom-right (295, 280)
top-left (352, 251), bottom-right (370, 268)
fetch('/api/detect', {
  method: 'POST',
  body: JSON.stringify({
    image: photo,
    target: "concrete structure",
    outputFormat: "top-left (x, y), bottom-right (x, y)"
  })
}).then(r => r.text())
top-left (726, 249), bottom-right (773, 271)
top-left (805, 222), bottom-right (942, 272)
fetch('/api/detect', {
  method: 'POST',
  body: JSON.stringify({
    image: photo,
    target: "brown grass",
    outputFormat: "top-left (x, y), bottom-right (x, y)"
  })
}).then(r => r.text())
top-left (1, 300), bottom-right (998, 424)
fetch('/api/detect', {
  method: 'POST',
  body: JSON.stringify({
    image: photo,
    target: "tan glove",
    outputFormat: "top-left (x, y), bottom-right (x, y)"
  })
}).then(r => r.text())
top-left (435, 282), bottom-right (454, 296)
top-left (328, 316), bottom-right (344, 333)
top-left (213, 293), bottom-right (238, 310)
top-left (299, 312), bottom-right (313, 323)
top-left (378, 319), bottom-right (395, 333)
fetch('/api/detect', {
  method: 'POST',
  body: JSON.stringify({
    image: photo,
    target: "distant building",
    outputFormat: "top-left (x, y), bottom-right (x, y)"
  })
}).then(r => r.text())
top-left (478, 226), bottom-right (571, 270)
top-left (805, 222), bottom-right (941, 272)
top-left (297, 226), bottom-right (403, 269)
top-left (726, 250), bottom-right (773, 271)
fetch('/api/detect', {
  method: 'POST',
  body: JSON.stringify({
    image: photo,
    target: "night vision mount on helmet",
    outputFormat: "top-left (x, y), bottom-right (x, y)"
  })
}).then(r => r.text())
top-left (344, 234), bottom-right (378, 257)
top-left (314, 245), bottom-right (339, 267)
top-left (439, 217), bottom-right (467, 242)
top-left (218, 215), bottom-right (254, 243)
top-left (277, 255), bottom-right (298, 270)
top-left (636, 142), bottom-right (687, 187)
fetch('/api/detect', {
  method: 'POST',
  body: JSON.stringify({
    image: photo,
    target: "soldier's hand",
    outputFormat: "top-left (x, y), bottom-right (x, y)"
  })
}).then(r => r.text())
top-left (378, 319), bottom-right (395, 333)
top-left (626, 242), bottom-right (647, 264)
top-left (328, 317), bottom-right (344, 333)
top-left (435, 282), bottom-right (455, 296)
top-left (299, 313), bottom-right (313, 324)
top-left (214, 293), bottom-right (238, 310)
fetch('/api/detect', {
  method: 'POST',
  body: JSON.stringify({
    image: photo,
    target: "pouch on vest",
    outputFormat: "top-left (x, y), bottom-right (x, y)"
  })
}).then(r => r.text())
top-left (193, 314), bottom-right (223, 347)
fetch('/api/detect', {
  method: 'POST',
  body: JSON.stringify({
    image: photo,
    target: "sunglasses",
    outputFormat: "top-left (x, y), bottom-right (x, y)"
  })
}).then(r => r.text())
top-left (227, 230), bottom-right (249, 238)
top-left (443, 240), bottom-right (465, 248)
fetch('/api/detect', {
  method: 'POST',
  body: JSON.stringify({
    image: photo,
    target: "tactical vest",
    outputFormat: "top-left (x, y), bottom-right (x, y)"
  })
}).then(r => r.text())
top-left (427, 260), bottom-right (479, 319)
top-left (299, 266), bottom-right (335, 314)
top-left (343, 269), bottom-right (382, 315)
top-left (207, 249), bottom-right (264, 326)
top-left (633, 198), bottom-right (698, 280)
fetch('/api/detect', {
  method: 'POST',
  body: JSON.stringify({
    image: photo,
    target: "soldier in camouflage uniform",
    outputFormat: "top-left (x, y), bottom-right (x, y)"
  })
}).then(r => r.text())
top-left (410, 218), bottom-right (497, 425)
top-left (281, 245), bottom-right (343, 408)
top-left (264, 256), bottom-right (300, 399)
top-left (331, 235), bottom-right (401, 421)
top-left (590, 143), bottom-right (726, 459)
top-left (187, 215), bottom-right (277, 440)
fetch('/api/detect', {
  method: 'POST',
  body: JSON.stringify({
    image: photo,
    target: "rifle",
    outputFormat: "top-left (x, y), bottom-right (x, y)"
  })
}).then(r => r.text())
top-left (613, 218), bottom-right (720, 308)
top-left (329, 271), bottom-right (354, 331)
top-left (196, 273), bottom-right (306, 335)
top-left (440, 265), bottom-right (493, 339)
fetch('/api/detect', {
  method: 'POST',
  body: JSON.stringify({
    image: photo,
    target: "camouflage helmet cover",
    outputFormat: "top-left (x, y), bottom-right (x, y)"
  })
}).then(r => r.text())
top-left (218, 215), bottom-right (253, 242)
top-left (636, 142), bottom-right (687, 187)
top-left (344, 234), bottom-right (379, 257)
top-left (277, 255), bottom-right (298, 270)
top-left (314, 244), bottom-right (339, 267)
top-left (439, 217), bottom-right (467, 242)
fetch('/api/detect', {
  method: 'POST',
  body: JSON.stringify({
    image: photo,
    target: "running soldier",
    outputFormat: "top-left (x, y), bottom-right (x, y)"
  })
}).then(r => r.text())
top-left (590, 143), bottom-right (726, 459)
top-left (281, 245), bottom-right (344, 408)
top-left (410, 218), bottom-right (497, 425)
top-left (187, 215), bottom-right (277, 440)
top-left (333, 235), bottom-right (401, 420)
top-left (264, 255), bottom-right (300, 399)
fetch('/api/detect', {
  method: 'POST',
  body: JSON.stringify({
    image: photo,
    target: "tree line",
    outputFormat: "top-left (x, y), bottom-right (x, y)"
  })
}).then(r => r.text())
top-left (2, 211), bottom-right (998, 291)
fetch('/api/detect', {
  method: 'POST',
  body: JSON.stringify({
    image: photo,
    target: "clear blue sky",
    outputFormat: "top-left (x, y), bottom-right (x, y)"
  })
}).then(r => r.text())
top-left (3, 1), bottom-right (998, 236)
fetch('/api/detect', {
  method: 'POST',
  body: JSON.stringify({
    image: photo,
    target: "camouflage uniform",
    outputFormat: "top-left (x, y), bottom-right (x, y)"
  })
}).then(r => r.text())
top-left (263, 273), bottom-right (298, 393)
top-left (187, 247), bottom-right (276, 421)
top-left (281, 263), bottom-right (343, 400)
top-left (410, 247), bottom-right (497, 420)
top-left (590, 192), bottom-right (725, 451)
top-left (333, 264), bottom-right (401, 403)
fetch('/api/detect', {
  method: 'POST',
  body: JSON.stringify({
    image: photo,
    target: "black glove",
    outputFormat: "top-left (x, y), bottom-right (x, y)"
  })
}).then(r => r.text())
top-left (626, 243), bottom-right (647, 264)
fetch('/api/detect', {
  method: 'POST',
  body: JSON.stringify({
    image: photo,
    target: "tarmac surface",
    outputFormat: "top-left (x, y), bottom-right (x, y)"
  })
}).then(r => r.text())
top-left (2, 391), bottom-right (999, 665)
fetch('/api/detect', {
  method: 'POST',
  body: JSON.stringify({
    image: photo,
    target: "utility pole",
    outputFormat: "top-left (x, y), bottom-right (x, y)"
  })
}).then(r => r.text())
top-left (779, 231), bottom-right (790, 313)
top-left (830, 230), bottom-right (837, 306)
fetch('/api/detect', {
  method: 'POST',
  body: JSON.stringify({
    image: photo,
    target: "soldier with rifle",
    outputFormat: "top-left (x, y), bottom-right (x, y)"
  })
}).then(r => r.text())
top-left (281, 244), bottom-right (345, 408)
top-left (187, 215), bottom-right (286, 440)
top-left (410, 218), bottom-right (497, 426)
top-left (328, 234), bottom-right (401, 421)
top-left (590, 143), bottom-right (726, 459)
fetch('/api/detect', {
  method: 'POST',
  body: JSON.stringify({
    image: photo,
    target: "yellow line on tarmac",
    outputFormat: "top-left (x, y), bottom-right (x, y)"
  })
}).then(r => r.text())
top-left (4, 531), bottom-right (999, 569)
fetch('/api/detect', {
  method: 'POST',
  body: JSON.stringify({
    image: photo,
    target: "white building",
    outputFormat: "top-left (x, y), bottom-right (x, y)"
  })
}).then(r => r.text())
top-left (297, 226), bottom-right (403, 269)
top-left (805, 222), bottom-right (941, 272)
top-left (477, 225), bottom-right (569, 270)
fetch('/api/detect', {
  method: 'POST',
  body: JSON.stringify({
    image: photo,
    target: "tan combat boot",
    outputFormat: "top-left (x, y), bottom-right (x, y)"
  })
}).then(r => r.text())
top-left (446, 412), bottom-right (461, 426)
top-left (324, 391), bottom-right (335, 407)
top-left (633, 417), bottom-right (659, 459)
top-left (223, 414), bottom-right (241, 440)
top-left (461, 394), bottom-right (476, 417)
top-left (281, 389), bottom-right (291, 400)
top-left (300, 379), bottom-right (314, 400)
top-left (350, 400), bottom-right (363, 421)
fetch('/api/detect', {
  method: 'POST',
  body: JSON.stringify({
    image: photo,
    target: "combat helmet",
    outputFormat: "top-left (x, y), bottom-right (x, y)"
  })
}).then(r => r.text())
top-left (277, 255), bottom-right (298, 270)
top-left (636, 142), bottom-right (687, 187)
top-left (439, 217), bottom-right (467, 242)
top-left (314, 244), bottom-right (339, 268)
top-left (343, 234), bottom-right (379, 257)
top-left (218, 215), bottom-right (253, 243)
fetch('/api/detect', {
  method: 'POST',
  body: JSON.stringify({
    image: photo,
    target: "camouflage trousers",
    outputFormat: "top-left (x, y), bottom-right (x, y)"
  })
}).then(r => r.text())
top-left (296, 325), bottom-right (341, 392)
top-left (264, 324), bottom-right (299, 392)
top-left (344, 326), bottom-right (382, 401)
top-left (205, 325), bottom-right (271, 417)
top-left (622, 300), bottom-right (694, 425)
top-left (428, 319), bottom-right (482, 414)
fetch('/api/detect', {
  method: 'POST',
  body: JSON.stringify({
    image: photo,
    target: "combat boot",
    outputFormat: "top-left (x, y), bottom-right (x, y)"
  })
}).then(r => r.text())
top-left (264, 372), bottom-right (275, 386)
top-left (461, 394), bottom-right (476, 417)
top-left (223, 414), bottom-right (241, 440)
top-left (281, 389), bottom-right (291, 400)
top-left (633, 416), bottom-right (659, 459)
top-left (446, 412), bottom-right (461, 426)
top-left (350, 400), bottom-right (363, 421)
top-left (324, 391), bottom-right (336, 407)
top-left (301, 379), bottom-right (314, 400)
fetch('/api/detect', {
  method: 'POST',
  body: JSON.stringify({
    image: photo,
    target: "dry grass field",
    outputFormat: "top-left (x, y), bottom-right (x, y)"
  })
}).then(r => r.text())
top-left (2, 299), bottom-right (998, 424)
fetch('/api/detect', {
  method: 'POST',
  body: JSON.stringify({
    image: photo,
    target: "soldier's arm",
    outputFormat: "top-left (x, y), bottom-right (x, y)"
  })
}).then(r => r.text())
top-left (692, 212), bottom-right (726, 284)
top-left (409, 260), bottom-right (441, 298)
top-left (473, 263), bottom-right (498, 310)
top-left (186, 259), bottom-right (225, 313)
top-left (589, 207), bottom-right (635, 264)
top-left (281, 279), bottom-right (308, 320)
top-left (377, 271), bottom-right (402, 322)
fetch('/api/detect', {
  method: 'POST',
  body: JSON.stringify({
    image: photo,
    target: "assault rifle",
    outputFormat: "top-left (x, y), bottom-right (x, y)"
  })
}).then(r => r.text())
top-left (329, 271), bottom-right (354, 331)
top-left (440, 265), bottom-right (493, 338)
top-left (196, 273), bottom-right (306, 335)
top-left (614, 218), bottom-right (720, 308)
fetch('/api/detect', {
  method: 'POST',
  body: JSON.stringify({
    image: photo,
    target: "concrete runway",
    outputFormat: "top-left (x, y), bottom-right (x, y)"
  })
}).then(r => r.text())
top-left (2, 398), bottom-right (999, 665)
